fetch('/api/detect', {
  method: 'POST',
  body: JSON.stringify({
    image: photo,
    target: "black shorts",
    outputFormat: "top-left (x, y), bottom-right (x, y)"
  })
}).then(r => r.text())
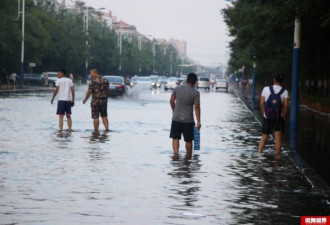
top-left (170, 120), bottom-right (195, 142)
top-left (91, 101), bottom-right (108, 119)
top-left (56, 100), bottom-right (72, 116)
top-left (262, 117), bottom-right (285, 135)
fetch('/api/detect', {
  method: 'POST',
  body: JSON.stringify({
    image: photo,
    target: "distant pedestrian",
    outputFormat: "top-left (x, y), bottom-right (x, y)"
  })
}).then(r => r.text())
top-left (70, 73), bottom-right (74, 81)
top-left (83, 69), bottom-right (110, 132)
top-left (170, 73), bottom-right (201, 159)
top-left (50, 69), bottom-right (75, 132)
top-left (258, 74), bottom-right (289, 158)
top-left (9, 73), bottom-right (17, 87)
top-left (44, 72), bottom-right (48, 86)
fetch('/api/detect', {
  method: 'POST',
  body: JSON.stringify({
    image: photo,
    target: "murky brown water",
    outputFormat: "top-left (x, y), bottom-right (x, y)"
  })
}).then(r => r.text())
top-left (0, 86), bottom-right (329, 225)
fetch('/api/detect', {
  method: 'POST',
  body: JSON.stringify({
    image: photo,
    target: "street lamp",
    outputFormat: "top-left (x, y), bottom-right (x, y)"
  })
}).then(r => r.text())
top-left (170, 51), bottom-right (174, 75)
top-left (290, 19), bottom-right (301, 150)
top-left (147, 35), bottom-right (156, 74)
top-left (83, 6), bottom-right (105, 83)
top-left (118, 24), bottom-right (123, 75)
top-left (251, 59), bottom-right (256, 110)
top-left (15, 0), bottom-right (25, 89)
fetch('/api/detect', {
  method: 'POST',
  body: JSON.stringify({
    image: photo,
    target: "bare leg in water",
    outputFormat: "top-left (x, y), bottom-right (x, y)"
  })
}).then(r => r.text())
top-left (102, 117), bottom-right (109, 131)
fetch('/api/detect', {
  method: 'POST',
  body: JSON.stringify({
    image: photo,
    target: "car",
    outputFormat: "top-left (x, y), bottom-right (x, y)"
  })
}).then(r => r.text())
top-left (136, 76), bottom-right (153, 90)
top-left (24, 74), bottom-right (45, 86)
top-left (216, 78), bottom-right (228, 92)
top-left (159, 76), bottom-right (167, 86)
top-left (150, 75), bottom-right (160, 89)
top-left (178, 78), bottom-right (185, 85)
top-left (130, 76), bottom-right (138, 87)
top-left (197, 77), bottom-right (211, 90)
top-left (43, 72), bottom-right (58, 87)
top-left (103, 75), bottom-right (126, 97)
top-left (164, 77), bottom-right (179, 91)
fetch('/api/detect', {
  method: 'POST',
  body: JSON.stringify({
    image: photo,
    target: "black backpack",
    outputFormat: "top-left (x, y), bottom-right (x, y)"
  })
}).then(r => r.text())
top-left (265, 86), bottom-right (285, 120)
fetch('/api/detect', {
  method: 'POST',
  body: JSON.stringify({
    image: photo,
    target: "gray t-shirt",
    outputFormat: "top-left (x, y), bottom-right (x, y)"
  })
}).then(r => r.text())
top-left (172, 84), bottom-right (200, 123)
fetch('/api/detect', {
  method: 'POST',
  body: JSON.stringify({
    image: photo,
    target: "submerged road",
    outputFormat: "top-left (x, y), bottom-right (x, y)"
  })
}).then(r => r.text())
top-left (0, 86), bottom-right (329, 225)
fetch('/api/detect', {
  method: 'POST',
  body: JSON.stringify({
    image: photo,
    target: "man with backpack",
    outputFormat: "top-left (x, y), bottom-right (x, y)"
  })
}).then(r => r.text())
top-left (258, 74), bottom-right (289, 157)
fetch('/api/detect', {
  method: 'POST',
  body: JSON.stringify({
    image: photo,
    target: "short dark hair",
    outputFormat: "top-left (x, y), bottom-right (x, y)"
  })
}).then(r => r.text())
top-left (58, 69), bottom-right (66, 75)
top-left (275, 74), bottom-right (284, 84)
top-left (187, 73), bottom-right (198, 85)
top-left (90, 68), bottom-right (99, 74)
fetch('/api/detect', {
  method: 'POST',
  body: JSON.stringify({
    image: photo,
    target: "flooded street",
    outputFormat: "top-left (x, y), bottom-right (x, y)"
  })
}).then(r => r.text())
top-left (0, 86), bottom-right (329, 225)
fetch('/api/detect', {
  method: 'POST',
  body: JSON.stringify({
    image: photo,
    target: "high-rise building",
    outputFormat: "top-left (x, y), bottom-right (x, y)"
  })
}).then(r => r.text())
top-left (170, 39), bottom-right (187, 59)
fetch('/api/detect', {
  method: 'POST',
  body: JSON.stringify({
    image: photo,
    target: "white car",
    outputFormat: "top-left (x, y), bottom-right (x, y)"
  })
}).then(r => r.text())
top-left (43, 72), bottom-right (58, 87)
top-left (216, 78), bottom-right (228, 92)
top-left (136, 76), bottom-right (153, 90)
top-left (197, 77), bottom-right (211, 90)
top-left (150, 75), bottom-right (161, 89)
top-left (164, 77), bottom-right (179, 91)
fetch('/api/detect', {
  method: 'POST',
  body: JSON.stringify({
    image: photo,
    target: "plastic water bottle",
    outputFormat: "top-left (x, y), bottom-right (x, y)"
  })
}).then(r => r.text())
top-left (194, 126), bottom-right (200, 150)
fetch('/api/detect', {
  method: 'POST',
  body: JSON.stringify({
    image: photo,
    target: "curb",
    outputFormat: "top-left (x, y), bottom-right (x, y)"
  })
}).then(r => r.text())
top-left (232, 86), bottom-right (330, 195)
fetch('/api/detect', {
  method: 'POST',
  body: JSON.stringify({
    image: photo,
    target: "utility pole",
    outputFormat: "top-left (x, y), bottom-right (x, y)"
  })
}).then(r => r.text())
top-left (290, 19), bottom-right (301, 150)
top-left (152, 41), bottom-right (156, 74)
top-left (118, 26), bottom-right (122, 75)
top-left (251, 61), bottom-right (256, 109)
top-left (170, 51), bottom-right (173, 75)
top-left (19, 0), bottom-right (25, 89)
top-left (84, 7), bottom-right (89, 83)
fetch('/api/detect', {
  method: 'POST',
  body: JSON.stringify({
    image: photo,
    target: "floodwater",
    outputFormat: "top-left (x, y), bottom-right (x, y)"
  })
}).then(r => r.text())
top-left (0, 86), bottom-right (329, 225)
top-left (238, 87), bottom-right (330, 186)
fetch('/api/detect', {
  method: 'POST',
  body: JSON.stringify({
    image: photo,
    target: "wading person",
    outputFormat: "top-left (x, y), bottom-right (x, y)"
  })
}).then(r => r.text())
top-left (83, 69), bottom-right (109, 132)
top-left (50, 69), bottom-right (75, 132)
top-left (170, 73), bottom-right (201, 159)
top-left (258, 74), bottom-right (289, 157)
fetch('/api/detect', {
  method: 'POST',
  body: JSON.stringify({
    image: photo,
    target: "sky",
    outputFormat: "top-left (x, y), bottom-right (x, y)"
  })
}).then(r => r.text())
top-left (71, 0), bottom-right (232, 67)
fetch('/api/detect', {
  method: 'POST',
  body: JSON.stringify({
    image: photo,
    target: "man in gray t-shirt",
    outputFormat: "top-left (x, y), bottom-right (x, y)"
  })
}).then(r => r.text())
top-left (170, 73), bottom-right (201, 158)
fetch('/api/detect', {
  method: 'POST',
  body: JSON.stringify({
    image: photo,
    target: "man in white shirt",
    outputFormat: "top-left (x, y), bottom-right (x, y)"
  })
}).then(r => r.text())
top-left (258, 74), bottom-right (289, 158)
top-left (51, 69), bottom-right (75, 132)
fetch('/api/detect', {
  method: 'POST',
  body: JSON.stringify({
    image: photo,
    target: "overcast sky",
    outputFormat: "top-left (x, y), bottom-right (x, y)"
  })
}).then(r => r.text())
top-left (77, 0), bottom-right (231, 66)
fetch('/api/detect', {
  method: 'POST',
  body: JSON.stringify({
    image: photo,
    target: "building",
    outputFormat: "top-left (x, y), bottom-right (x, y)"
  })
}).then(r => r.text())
top-left (113, 20), bottom-right (138, 37)
top-left (170, 38), bottom-right (187, 59)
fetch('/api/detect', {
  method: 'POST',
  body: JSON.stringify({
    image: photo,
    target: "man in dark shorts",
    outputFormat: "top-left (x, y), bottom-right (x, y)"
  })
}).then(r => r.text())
top-left (170, 73), bottom-right (201, 158)
top-left (83, 69), bottom-right (109, 132)
top-left (258, 74), bottom-right (289, 157)
top-left (50, 69), bottom-right (75, 132)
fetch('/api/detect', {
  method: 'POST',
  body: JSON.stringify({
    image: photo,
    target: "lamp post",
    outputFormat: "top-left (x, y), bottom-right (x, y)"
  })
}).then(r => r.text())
top-left (84, 7), bottom-right (89, 83)
top-left (18, 0), bottom-right (25, 89)
top-left (251, 60), bottom-right (256, 109)
top-left (84, 6), bottom-right (105, 82)
top-left (152, 41), bottom-right (156, 74)
top-left (118, 26), bottom-right (122, 75)
top-left (170, 51), bottom-right (174, 75)
top-left (290, 19), bottom-right (301, 150)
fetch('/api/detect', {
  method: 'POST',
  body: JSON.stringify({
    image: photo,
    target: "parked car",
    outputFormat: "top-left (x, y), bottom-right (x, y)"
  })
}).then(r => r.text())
top-left (164, 77), bottom-right (179, 91)
top-left (136, 76), bottom-right (153, 90)
top-left (103, 75), bottom-right (126, 97)
top-left (197, 77), bottom-right (211, 90)
top-left (216, 78), bottom-right (228, 92)
top-left (150, 75), bottom-right (160, 89)
top-left (24, 74), bottom-right (45, 86)
top-left (43, 72), bottom-right (57, 87)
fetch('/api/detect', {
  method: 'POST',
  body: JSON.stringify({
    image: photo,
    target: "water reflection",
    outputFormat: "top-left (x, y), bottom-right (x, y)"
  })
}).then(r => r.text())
top-left (89, 131), bottom-right (110, 144)
top-left (168, 154), bottom-right (201, 209)
top-left (52, 130), bottom-right (73, 149)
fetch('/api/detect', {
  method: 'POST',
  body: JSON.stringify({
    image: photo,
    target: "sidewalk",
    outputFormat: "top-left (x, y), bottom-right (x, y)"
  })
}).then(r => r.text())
top-left (232, 84), bottom-right (330, 188)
